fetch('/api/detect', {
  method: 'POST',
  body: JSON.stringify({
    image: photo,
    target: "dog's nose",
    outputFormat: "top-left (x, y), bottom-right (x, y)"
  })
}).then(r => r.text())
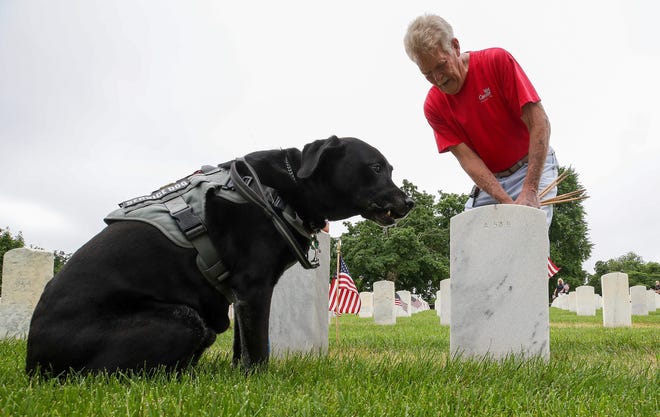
top-left (405, 196), bottom-right (415, 211)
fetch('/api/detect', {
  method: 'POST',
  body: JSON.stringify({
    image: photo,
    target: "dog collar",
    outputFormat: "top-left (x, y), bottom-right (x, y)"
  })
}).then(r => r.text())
top-left (229, 158), bottom-right (320, 269)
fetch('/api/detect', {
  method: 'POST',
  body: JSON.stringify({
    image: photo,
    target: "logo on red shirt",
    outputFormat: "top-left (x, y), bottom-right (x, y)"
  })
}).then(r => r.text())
top-left (478, 87), bottom-right (492, 103)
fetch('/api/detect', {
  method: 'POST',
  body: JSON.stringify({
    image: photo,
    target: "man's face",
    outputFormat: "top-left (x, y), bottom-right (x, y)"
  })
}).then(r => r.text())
top-left (416, 40), bottom-right (466, 95)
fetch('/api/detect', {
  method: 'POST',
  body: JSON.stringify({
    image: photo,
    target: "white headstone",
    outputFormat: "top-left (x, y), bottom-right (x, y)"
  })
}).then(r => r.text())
top-left (576, 286), bottom-right (596, 316)
top-left (655, 292), bottom-right (660, 310)
top-left (567, 292), bottom-right (577, 312)
top-left (395, 290), bottom-right (411, 317)
top-left (630, 285), bottom-right (648, 316)
top-left (449, 205), bottom-right (550, 360)
top-left (439, 279), bottom-right (451, 326)
top-left (435, 290), bottom-right (441, 317)
top-left (373, 280), bottom-right (395, 325)
top-left (551, 293), bottom-right (567, 309)
top-left (0, 248), bottom-right (54, 339)
top-left (269, 232), bottom-right (330, 358)
top-left (358, 291), bottom-right (373, 318)
top-left (600, 272), bottom-right (632, 327)
top-left (646, 289), bottom-right (656, 313)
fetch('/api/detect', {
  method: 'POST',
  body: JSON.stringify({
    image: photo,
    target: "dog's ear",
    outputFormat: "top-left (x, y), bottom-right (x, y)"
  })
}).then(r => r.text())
top-left (298, 135), bottom-right (344, 179)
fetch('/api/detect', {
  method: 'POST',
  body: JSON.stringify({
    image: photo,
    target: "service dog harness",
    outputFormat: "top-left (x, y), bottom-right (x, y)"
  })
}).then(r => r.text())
top-left (104, 159), bottom-right (320, 293)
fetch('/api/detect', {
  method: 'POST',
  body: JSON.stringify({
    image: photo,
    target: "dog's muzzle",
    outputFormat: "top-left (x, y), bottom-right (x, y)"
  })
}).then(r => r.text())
top-left (364, 196), bottom-right (415, 226)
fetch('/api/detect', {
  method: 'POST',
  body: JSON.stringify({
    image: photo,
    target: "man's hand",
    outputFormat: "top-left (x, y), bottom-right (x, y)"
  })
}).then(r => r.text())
top-left (515, 188), bottom-right (540, 208)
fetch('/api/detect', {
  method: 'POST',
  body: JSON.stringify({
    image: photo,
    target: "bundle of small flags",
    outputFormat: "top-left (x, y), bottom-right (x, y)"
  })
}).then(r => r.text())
top-left (539, 171), bottom-right (588, 206)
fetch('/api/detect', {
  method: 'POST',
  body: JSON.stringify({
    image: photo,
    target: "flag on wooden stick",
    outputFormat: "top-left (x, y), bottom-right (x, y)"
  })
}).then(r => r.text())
top-left (548, 257), bottom-right (561, 278)
top-left (328, 256), bottom-right (361, 315)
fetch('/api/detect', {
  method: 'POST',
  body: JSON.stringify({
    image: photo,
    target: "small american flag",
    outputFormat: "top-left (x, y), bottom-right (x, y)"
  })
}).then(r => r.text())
top-left (328, 256), bottom-right (361, 315)
top-left (411, 294), bottom-right (423, 310)
top-left (394, 292), bottom-right (407, 312)
top-left (548, 257), bottom-right (561, 278)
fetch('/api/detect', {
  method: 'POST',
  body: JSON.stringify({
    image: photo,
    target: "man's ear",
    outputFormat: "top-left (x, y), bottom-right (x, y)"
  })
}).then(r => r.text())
top-left (451, 38), bottom-right (461, 56)
top-left (298, 135), bottom-right (343, 179)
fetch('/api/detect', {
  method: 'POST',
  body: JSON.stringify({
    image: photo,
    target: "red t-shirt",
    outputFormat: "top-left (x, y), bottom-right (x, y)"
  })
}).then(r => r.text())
top-left (423, 48), bottom-right (540, 173)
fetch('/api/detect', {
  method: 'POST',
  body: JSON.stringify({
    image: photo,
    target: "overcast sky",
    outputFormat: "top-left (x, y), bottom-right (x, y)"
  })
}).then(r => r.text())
top-left (1, 0), bottom-right (658, 273)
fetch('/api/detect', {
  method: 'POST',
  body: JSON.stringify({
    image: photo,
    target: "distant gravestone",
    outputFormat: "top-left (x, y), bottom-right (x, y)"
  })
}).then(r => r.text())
top-left (551, 294), bottom-right (566, 309)
top-left (435, 290), bottom-right (441, 317)
top-left (601, 272), bottom-right (632, 327)
top-left (594, 294), bottom-right (603, 310)
top-left (646, 290), bottom-right (656, 313)
top-left (450, 205), bottom-right (550, 360)
top-left (373, 280), bottom-right (395, 325)
top-left (358, 292), bottom-right (373, 318)
top-left (576, 286), bottom-right (596, 316)
top-left (567, 292), bottom-right (577, 312)
top-left (439, 279), bottom-right (451, 326)
top-left (269, 232), bottom-right (330, 358)
top-left (0, 248), bottom-right (54, 339)
top-left (630, 285), bottom-right (648, 316)
top-left (395, 290), bottom-right (411, 317)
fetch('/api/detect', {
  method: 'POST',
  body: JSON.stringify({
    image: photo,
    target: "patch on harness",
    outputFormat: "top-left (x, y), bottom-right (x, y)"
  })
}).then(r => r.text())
top-left (120, 178), bottom-right (192, 209)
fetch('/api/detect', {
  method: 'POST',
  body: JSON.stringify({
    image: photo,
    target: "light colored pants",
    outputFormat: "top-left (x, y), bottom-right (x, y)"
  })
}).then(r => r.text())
top-left (464, 148), bottom-right (559, 228)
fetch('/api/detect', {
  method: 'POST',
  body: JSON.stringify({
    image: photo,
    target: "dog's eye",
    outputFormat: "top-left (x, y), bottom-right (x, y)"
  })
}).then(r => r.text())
top-left (371, 164), bottom-right (382, 173)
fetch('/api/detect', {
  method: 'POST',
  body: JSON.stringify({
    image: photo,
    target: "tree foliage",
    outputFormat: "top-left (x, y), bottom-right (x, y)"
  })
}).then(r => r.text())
top-left (334, 180), bottom-right (464, 301)
top-left (547, 166), bottom-right (593, 295)
top-left (586, 252), bottom-right (660, 294)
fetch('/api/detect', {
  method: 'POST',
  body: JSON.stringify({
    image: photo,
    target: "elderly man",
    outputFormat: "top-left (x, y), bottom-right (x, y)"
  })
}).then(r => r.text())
top-left (404, 14), bottom-right (558, 226)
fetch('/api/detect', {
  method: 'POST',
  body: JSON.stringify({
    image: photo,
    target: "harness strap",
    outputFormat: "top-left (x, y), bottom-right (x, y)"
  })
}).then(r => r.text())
top-left (230, 159), bottom-right (320, 269)
top-left (164, 197), bottom-right (230, 291)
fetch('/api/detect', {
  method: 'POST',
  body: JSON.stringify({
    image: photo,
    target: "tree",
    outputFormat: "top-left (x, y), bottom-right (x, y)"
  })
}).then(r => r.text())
top-left (0, 227), bottom-right (26, 295)
top-left (335, 180), bottom-right (463, 300)
top-left (587, 252), bottom-right (660, 293)
top-left (53, 250), bottom-right (72, 275)
top-left (547, 166), bottom-right (593, 296)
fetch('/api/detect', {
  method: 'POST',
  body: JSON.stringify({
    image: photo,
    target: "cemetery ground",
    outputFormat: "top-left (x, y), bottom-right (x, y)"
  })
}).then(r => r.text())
top-left (1, 309), bottom-right (658, 417)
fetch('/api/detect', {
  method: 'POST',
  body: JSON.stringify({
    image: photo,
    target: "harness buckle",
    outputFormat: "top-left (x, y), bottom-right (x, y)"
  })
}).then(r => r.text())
top-left (169, 205), bottom-right (207, 240)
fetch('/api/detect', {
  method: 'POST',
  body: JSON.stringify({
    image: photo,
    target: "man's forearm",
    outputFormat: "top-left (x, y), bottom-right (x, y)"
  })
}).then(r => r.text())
top-left (450, 143), bottom-right (514, 204)
top-left (519, 102), bottom-right (550, 205)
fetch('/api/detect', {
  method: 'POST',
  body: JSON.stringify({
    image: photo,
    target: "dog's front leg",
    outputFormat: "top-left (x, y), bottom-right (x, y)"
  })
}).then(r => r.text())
top-left (231, 286), bottom-right (274, 371)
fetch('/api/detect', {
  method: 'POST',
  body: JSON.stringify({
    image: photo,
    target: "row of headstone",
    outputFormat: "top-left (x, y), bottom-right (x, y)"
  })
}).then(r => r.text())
top-left (551, 286), bottom-right (603, 314)
top-left (5, 205), bottom-right (658, 366)
top-left (550, 274), bottom-right (660, 326)
top-left (345, 283), bottom-right (430, 324)
top-left (629, 285), bottom-right (659, 315)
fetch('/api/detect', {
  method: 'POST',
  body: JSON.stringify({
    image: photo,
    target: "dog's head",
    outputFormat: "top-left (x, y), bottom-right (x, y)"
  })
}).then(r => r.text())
top-left (298, 136), bottom-right (414, 226)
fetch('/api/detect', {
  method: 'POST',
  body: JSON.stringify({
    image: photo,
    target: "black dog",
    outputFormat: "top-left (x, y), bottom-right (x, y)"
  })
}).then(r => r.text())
top-left (26, 136), bottom-right (414, 376)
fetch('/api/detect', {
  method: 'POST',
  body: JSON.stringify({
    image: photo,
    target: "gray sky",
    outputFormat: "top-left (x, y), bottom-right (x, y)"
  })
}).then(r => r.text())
top-left (1, 0), bottom-right (658, 273)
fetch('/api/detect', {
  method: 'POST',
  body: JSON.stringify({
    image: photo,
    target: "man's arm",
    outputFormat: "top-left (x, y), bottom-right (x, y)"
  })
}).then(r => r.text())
top-left (517, 101), bottom-right (551, 208)
top-left (450, 143), bottom-right (514, 204)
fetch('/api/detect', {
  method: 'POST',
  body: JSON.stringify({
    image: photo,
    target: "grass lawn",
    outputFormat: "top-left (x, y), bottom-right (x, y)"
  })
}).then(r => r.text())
top-left (1, 309), bottom-right (658, 417)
